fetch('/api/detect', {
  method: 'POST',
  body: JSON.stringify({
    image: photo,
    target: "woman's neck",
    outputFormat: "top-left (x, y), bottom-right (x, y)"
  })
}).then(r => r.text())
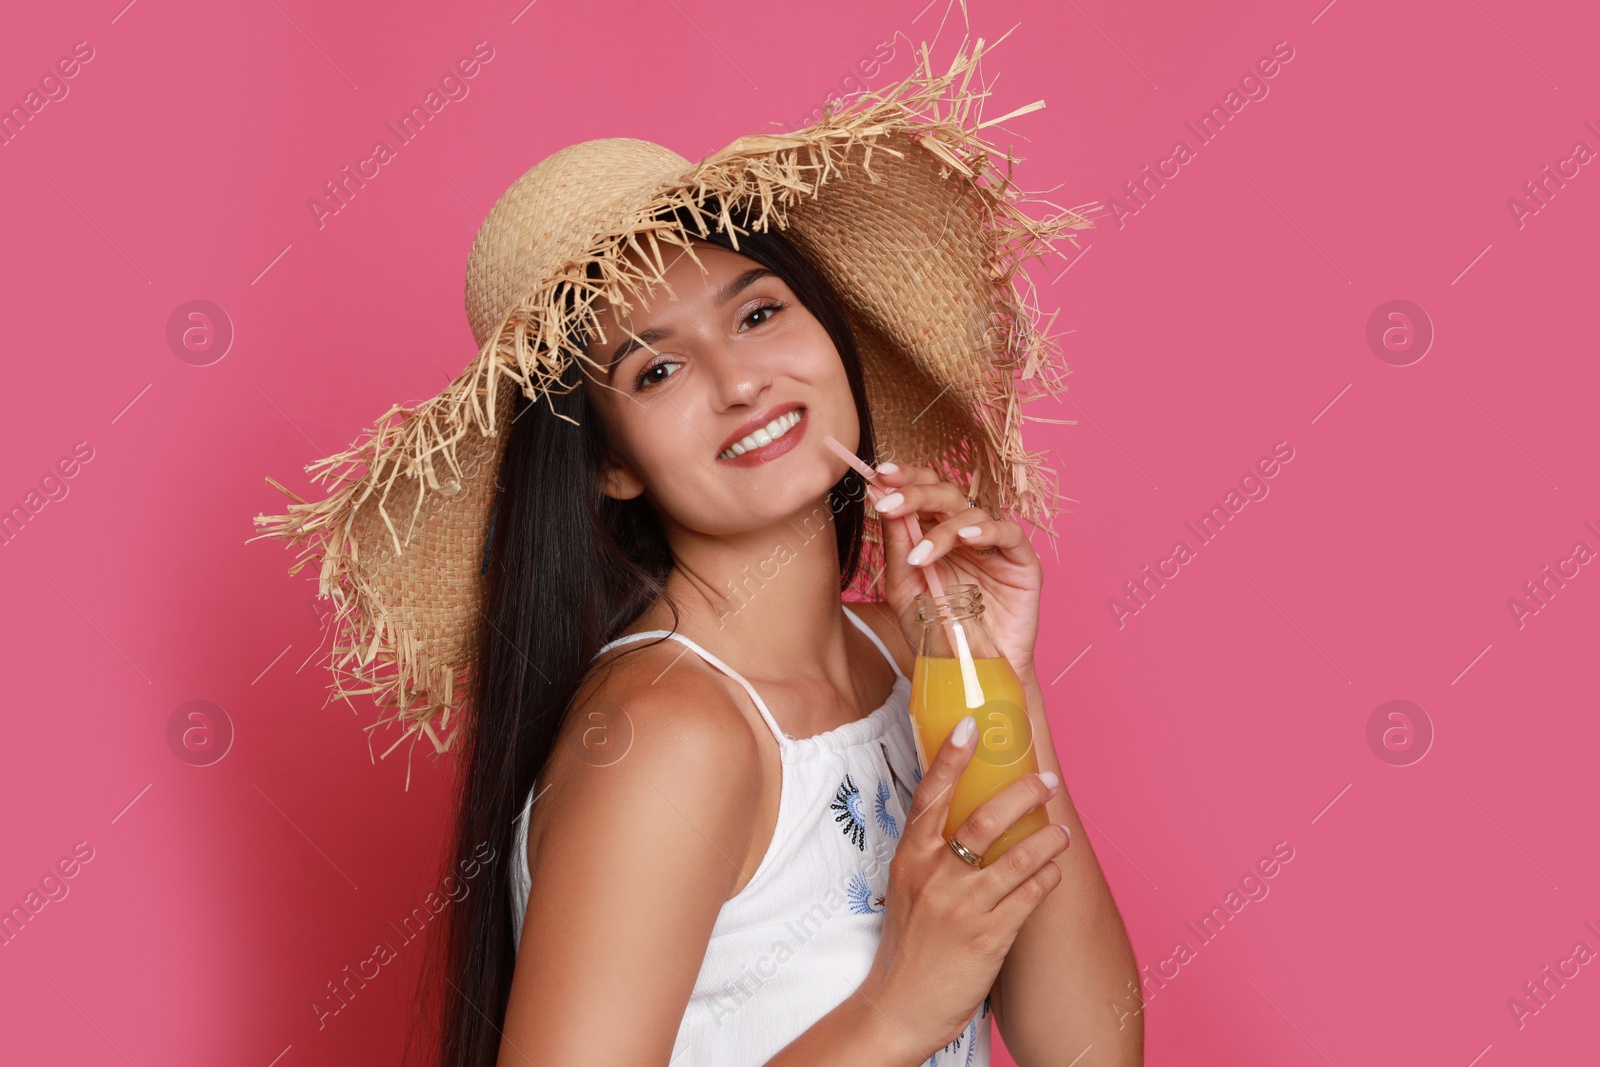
top-left (643, 503), bottom-right (863, 686)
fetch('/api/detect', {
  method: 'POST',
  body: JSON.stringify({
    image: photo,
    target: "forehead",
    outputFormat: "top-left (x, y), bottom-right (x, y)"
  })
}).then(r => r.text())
top-left (595, 240), bottom-right (752, 321)
top-left (580, 240), bottom-right (780, 370)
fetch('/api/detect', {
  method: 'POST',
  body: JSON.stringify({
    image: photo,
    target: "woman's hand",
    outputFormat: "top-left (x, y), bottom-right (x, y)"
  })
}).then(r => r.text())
top-left (852, 715), bottom-right (1072, 1059)
top-left (867, 462), bottom-right (1044, 674)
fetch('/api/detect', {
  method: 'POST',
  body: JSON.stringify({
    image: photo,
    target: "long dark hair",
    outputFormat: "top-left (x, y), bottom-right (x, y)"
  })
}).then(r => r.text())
top-left (411, 199), bottom-right (880, 1066)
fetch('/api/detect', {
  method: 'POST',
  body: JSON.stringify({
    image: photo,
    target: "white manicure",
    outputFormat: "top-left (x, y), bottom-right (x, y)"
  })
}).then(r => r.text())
top-left (952, 716), bottom-right (976, 746)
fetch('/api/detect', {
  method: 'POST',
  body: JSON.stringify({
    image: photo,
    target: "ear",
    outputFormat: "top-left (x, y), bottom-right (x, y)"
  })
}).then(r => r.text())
top-left (574, 362), bottom-right (643, 503)
top-left (599, 449), bottom-right (645, 502)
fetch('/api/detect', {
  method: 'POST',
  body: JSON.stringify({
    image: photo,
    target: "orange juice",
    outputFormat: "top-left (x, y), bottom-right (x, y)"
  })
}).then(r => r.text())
top-left (909, 652), bottom-right (1048, 867)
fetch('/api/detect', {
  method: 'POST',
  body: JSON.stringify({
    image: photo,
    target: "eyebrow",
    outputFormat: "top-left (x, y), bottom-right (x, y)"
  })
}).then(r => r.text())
top-left (605, 267), bottom-right (779, 373)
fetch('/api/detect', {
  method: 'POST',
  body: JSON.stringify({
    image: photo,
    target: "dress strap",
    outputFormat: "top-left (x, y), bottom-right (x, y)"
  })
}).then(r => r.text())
top-left (592, 630), bottom-right (793, 748)
top-left (591, 604), bottom-right (906, 747)
top-left (841, 604), bottom-right (908, 682)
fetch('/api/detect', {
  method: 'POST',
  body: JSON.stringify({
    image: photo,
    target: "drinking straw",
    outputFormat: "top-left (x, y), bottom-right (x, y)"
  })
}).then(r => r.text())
top-left (822, 436), bottom-right (986, 708)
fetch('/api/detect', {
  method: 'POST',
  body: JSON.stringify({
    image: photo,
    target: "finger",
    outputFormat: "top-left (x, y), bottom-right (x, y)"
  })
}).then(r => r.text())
top-left (908, 511), bottom-right (1017, 572)
top-left (873, 460), bottom-right (939, 484)
top-left (865, 461), bottom-right (938, 505)
top-left (866, 482), bottom-right (915, 556)
top-left (869, 460), bottom-right (916, 488)
top-left (954, 517), bottom-right (1006, 559)
top-left (985, 826), bottom-right (1070, 919)
top-left (870, 475), bottom-right (970, 524)
top-left (903, 714), bottom-right (978, 844)
top-left (952, 770), bottom-right (1059, 861)
top-left (867, 480), bottom-right (958, 573)
top-left (926, 515), bottom-right (1037, 568)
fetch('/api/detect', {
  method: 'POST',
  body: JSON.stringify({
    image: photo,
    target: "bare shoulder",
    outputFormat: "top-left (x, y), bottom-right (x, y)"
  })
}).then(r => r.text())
top-left (507, 639), bottom-right (767, 1059)
top-left (847, 598), bottom-right (916, 677)
top-left (529, 637), bottom-right (763, 856)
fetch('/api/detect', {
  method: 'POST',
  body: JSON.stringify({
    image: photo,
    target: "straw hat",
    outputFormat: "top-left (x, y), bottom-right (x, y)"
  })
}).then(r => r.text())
top-left (251, 33), bottom-right (1101, 776)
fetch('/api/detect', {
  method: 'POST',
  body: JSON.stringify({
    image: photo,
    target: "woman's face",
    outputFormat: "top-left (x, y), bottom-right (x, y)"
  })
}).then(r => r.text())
top-left (581, 240), bottom-right (861, 536)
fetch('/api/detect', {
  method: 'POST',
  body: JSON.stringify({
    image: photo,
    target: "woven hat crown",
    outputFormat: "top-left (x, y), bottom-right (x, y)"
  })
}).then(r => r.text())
top-left (465, 138), bottom-right (693, 351)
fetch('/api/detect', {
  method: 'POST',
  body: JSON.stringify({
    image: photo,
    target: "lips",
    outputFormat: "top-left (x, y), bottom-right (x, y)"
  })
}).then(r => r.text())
top-left (716, 401), bottom-right (806, 458)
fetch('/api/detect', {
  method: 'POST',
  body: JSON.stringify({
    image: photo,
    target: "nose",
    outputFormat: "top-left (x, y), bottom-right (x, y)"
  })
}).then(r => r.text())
top-left (701, 335), bottom-right (772, 410)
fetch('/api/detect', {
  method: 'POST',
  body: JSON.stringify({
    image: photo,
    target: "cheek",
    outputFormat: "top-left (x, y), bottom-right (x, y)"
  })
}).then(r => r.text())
top-left (627, 403), bottom-right (722, 495)
top-left (787, 324), bottom-right (850, 396)
top-left (645, 407), bottom-right (703, 460)
top-left (812, 341), bottom-right (860, 428)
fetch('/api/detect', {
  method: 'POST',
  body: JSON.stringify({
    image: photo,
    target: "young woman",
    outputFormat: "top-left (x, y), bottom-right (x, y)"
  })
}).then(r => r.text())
top-left (423, 203), bottom-right (1142, 1065)
top-left (253, 39), bottom-right (1139, 1067)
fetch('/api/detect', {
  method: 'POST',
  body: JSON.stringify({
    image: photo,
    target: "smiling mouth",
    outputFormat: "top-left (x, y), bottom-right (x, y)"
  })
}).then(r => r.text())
top-left (718, 407), bottom-right (806, 461)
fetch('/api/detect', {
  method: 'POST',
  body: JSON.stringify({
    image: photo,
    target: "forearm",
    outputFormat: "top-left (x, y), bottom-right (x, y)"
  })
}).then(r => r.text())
top-left (764, 988), bottom-right (928, 1067)
top-left (998, 665), bottom-right (1143, 1065)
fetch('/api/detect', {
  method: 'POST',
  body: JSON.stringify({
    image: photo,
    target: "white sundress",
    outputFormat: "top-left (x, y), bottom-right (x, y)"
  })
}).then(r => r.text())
top-left (510, 603), bottom-right (992, 1066)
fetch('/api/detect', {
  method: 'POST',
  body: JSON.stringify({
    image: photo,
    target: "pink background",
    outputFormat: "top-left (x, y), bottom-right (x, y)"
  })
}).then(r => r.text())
top-left (2, 0), bottom-right (1596, 1063)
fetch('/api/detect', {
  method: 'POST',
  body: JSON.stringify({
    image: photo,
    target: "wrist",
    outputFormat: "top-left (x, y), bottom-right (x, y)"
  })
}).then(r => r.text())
top-left (843, 987), bottom-right (926, 1067)
top-left (1017, 664), bottom-right (1066, 782)
top-left (1017, 661), bottom-right (1045, 705)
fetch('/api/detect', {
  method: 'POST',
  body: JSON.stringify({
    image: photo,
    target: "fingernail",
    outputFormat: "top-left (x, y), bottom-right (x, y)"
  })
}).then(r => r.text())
top-left (1039, 771), bottom-right (1060, 790)
top-left (957, 526), bottom-right (982, 538)
top-left (1057, 823), bottom-right (1073, 841)
top-left (873, 491), bottom-right (904, 513)
top-left (952, 716), bottom-right (976, 747)
top-left (906, 539), bottom-right (933, 566)
top-left (876, 461), bottom-right (899, 474)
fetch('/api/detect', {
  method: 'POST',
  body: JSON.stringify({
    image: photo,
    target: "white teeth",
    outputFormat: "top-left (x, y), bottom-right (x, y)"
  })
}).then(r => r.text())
top-left (720, 409), bottom-right (802, 459)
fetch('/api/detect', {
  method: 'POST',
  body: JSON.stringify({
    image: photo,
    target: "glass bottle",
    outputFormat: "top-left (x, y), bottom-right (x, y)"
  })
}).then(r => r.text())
top-left (909, 584), bottom-right (1048, 867)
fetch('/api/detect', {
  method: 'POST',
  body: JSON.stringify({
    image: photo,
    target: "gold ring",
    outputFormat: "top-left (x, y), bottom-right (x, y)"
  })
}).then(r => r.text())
top-left (947, 835), bottom-right (983, 867)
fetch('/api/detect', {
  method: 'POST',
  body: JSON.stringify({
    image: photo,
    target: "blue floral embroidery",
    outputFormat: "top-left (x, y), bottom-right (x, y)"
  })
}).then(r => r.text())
top-left (846, 870), bottom-right (884, 914)
top-left (911, 761), bottom-right (924, 786)
top-left (831, 774), bottom-right (867, 851)
top-left (874, 776), bottom-right (901, 839)
top-left (961, 1014), bottom-right (979, 1066)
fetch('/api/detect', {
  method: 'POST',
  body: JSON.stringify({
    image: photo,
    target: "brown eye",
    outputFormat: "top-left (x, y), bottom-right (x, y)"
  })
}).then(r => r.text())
top-left (740, 301), bottom-right (786, 330)
top-left (635, 360), bottom-right (681, 391)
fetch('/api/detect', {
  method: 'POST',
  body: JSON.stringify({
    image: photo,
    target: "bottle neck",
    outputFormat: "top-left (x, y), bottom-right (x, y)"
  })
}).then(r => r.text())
top-left (914, 585), bottom-right (984, 626)
top-left (913, 586), bottom-right (1000, 663)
